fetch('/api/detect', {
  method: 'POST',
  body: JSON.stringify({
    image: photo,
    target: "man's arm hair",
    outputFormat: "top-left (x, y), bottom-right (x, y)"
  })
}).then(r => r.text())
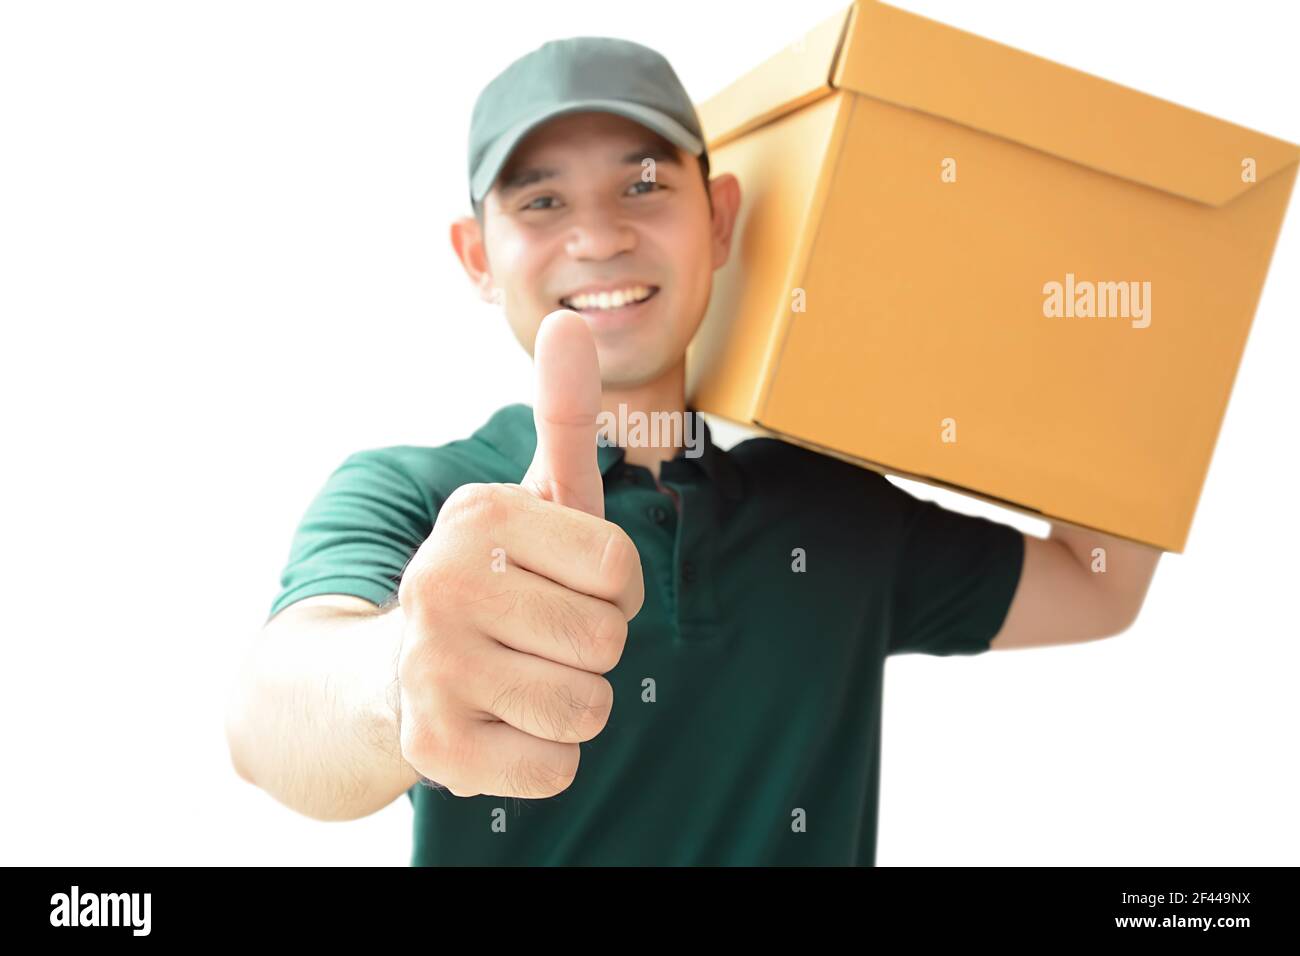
top-left (224, 593), bottom-right (423, 822)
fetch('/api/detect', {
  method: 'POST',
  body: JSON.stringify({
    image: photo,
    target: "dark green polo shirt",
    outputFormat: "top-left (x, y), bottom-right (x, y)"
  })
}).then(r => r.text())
top-left (267, 403), bottom-right (1024, 865)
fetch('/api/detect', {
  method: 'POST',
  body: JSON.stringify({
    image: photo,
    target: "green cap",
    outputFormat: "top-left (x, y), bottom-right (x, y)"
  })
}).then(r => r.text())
top-left (468, 36), bottom-right (706, 208)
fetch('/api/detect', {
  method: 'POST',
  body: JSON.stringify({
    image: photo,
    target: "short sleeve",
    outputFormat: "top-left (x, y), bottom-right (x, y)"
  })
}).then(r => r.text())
top-left (886, 486), bottom-right (1025, 657)
top-left (266, 449), bottom-right (434, 623)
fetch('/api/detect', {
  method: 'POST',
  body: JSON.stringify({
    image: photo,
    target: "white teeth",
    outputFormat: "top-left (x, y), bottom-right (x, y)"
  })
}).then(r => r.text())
top-left (564, 285), bottom-right (653, 310)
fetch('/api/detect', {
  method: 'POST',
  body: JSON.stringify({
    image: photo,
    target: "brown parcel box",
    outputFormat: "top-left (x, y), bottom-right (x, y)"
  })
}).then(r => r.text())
top-left (685, 0), bottom-right (1299, 553)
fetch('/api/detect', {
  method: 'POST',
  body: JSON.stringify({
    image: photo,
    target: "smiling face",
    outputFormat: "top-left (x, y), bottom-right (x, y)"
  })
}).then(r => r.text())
top-left (451, 110), bottom-right (741, 391)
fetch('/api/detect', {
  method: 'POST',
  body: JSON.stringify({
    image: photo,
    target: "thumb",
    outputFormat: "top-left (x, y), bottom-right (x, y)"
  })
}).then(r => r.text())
top-left (520, 309), bottom-right (606, 519)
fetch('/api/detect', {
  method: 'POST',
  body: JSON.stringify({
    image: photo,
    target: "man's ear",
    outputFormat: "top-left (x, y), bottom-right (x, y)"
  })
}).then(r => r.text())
top-left (449, 215), bottom-right (497, 304)
top-left (707, 173), bottom-right (742, 271)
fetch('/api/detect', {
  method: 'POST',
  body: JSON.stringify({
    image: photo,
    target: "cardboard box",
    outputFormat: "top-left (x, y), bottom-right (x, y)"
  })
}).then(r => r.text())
top-left (686, 0), bottom-right (1298, 552)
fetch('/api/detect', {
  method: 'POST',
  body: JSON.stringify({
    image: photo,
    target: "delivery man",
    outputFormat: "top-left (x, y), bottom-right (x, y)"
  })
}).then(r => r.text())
top-left (225, 36), bottom-right (1162, 865)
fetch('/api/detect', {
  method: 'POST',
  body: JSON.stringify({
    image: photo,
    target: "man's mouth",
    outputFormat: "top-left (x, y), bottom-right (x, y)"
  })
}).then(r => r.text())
top-left (558, 285), bottom-right (660, 313)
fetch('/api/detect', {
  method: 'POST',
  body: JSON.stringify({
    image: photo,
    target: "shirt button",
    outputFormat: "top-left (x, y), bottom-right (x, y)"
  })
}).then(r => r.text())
top-left (650, 506), bottom-right (668, 525)
top-left (681, 561), bottom-right (696, 585)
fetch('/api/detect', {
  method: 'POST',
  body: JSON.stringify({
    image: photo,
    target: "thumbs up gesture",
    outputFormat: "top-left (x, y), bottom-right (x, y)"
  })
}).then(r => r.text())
top-left (519, 309), bottom-right (607, 519)
top-left (395, 310), bottom-right (645, 799)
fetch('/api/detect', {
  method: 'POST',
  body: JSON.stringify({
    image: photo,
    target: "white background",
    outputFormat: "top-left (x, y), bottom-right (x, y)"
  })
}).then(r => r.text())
top-left (2, 0), bottom-right (1296, 866)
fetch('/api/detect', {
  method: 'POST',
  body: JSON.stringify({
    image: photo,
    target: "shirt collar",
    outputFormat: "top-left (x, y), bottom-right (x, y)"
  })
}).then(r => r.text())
top-left (478, 403), bottom-right (745, 502)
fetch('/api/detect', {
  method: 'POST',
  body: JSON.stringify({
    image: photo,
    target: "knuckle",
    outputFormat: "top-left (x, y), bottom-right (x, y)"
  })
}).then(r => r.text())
top-left (398, 635), bottom-right (448, 708)
top-left (413, 552), bottom-right (491, 621)
top-left (397, 557), bottom-right (421, 608)
top-left (397, 699), bottom-right (429, 765)
top-left (596, 525), bottom-right (641, 598)
top-left (444, 482), bottom-right (508, 531)
top-left (582, 676), bottom-right (614, 735)
top-left (502, 746), bottom-right (580, 798)
top-left (441, 481), bottom-right (484, 517)
top-left (398, 551), bottom-right (436, 608)
top-left (589, 607), bottom-right (628, 673)
top-left (555, 745), bottom-right (582, 793)
top-left (401, 552), bottom-right (460, 611)
top-left (629, 570), bottom-right (646, 619)
top-left (399, 614), bottom-right (452, 684)
top-left (400, 705), bottom-right (452, 780)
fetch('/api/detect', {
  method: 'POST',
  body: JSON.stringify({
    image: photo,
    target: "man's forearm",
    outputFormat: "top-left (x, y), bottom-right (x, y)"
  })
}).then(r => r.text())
top-left (226, 601), bottom-right (423, 822)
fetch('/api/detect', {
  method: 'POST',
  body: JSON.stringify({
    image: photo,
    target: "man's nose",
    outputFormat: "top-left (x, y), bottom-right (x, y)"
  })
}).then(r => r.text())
top-left (564, 201), bottom-right (636, 260)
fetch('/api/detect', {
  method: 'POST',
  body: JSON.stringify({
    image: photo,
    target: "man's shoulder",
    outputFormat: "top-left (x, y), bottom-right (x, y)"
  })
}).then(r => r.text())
top-left (726, 433), bottom-right (895, 498)
top-left (337, 403), bottom-right (531, 501)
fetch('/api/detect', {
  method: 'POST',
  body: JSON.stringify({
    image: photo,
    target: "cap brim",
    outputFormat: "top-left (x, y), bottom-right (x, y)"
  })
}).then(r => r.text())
top-left (471, 99), bottom-right (705, 205)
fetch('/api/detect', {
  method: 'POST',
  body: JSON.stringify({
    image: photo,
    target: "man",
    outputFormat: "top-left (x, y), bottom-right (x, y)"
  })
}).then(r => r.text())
top-left (225, 36), bottom-right (1162, 865)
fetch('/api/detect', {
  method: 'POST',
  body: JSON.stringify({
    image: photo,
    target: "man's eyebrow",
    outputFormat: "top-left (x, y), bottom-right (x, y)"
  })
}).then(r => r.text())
top-left (620, 141), bottom-right (683, 168)
top-left (497, 165), bottom-right (559, 197)
top-left (497, 141), bottom-right (684, 198)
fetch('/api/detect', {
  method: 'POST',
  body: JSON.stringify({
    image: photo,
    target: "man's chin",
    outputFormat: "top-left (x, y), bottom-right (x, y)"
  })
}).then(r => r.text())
top-left (596, 357), bottom-right (677, 392)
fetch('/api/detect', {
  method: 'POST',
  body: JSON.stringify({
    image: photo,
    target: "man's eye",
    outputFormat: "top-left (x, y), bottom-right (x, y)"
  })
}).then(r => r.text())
top-left (627, 180), bottom-right (664, 196)
top-left (522, 195), bottom-right (559, 211)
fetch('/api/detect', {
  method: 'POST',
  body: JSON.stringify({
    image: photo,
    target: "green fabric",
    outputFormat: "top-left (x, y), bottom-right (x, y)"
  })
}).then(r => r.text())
top-left (268, 403), bottom-right (1025, 865)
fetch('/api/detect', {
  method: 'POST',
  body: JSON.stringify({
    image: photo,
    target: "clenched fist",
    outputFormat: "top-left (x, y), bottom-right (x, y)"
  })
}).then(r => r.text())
top-left (395, 310), bottom-right (645, 798)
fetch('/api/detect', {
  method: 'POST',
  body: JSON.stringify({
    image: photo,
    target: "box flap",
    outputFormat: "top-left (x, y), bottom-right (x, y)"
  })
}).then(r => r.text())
top-left (833, 0), bottom-right (1300, 206)
top-left (696, 5), bottom-right (852, 149)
